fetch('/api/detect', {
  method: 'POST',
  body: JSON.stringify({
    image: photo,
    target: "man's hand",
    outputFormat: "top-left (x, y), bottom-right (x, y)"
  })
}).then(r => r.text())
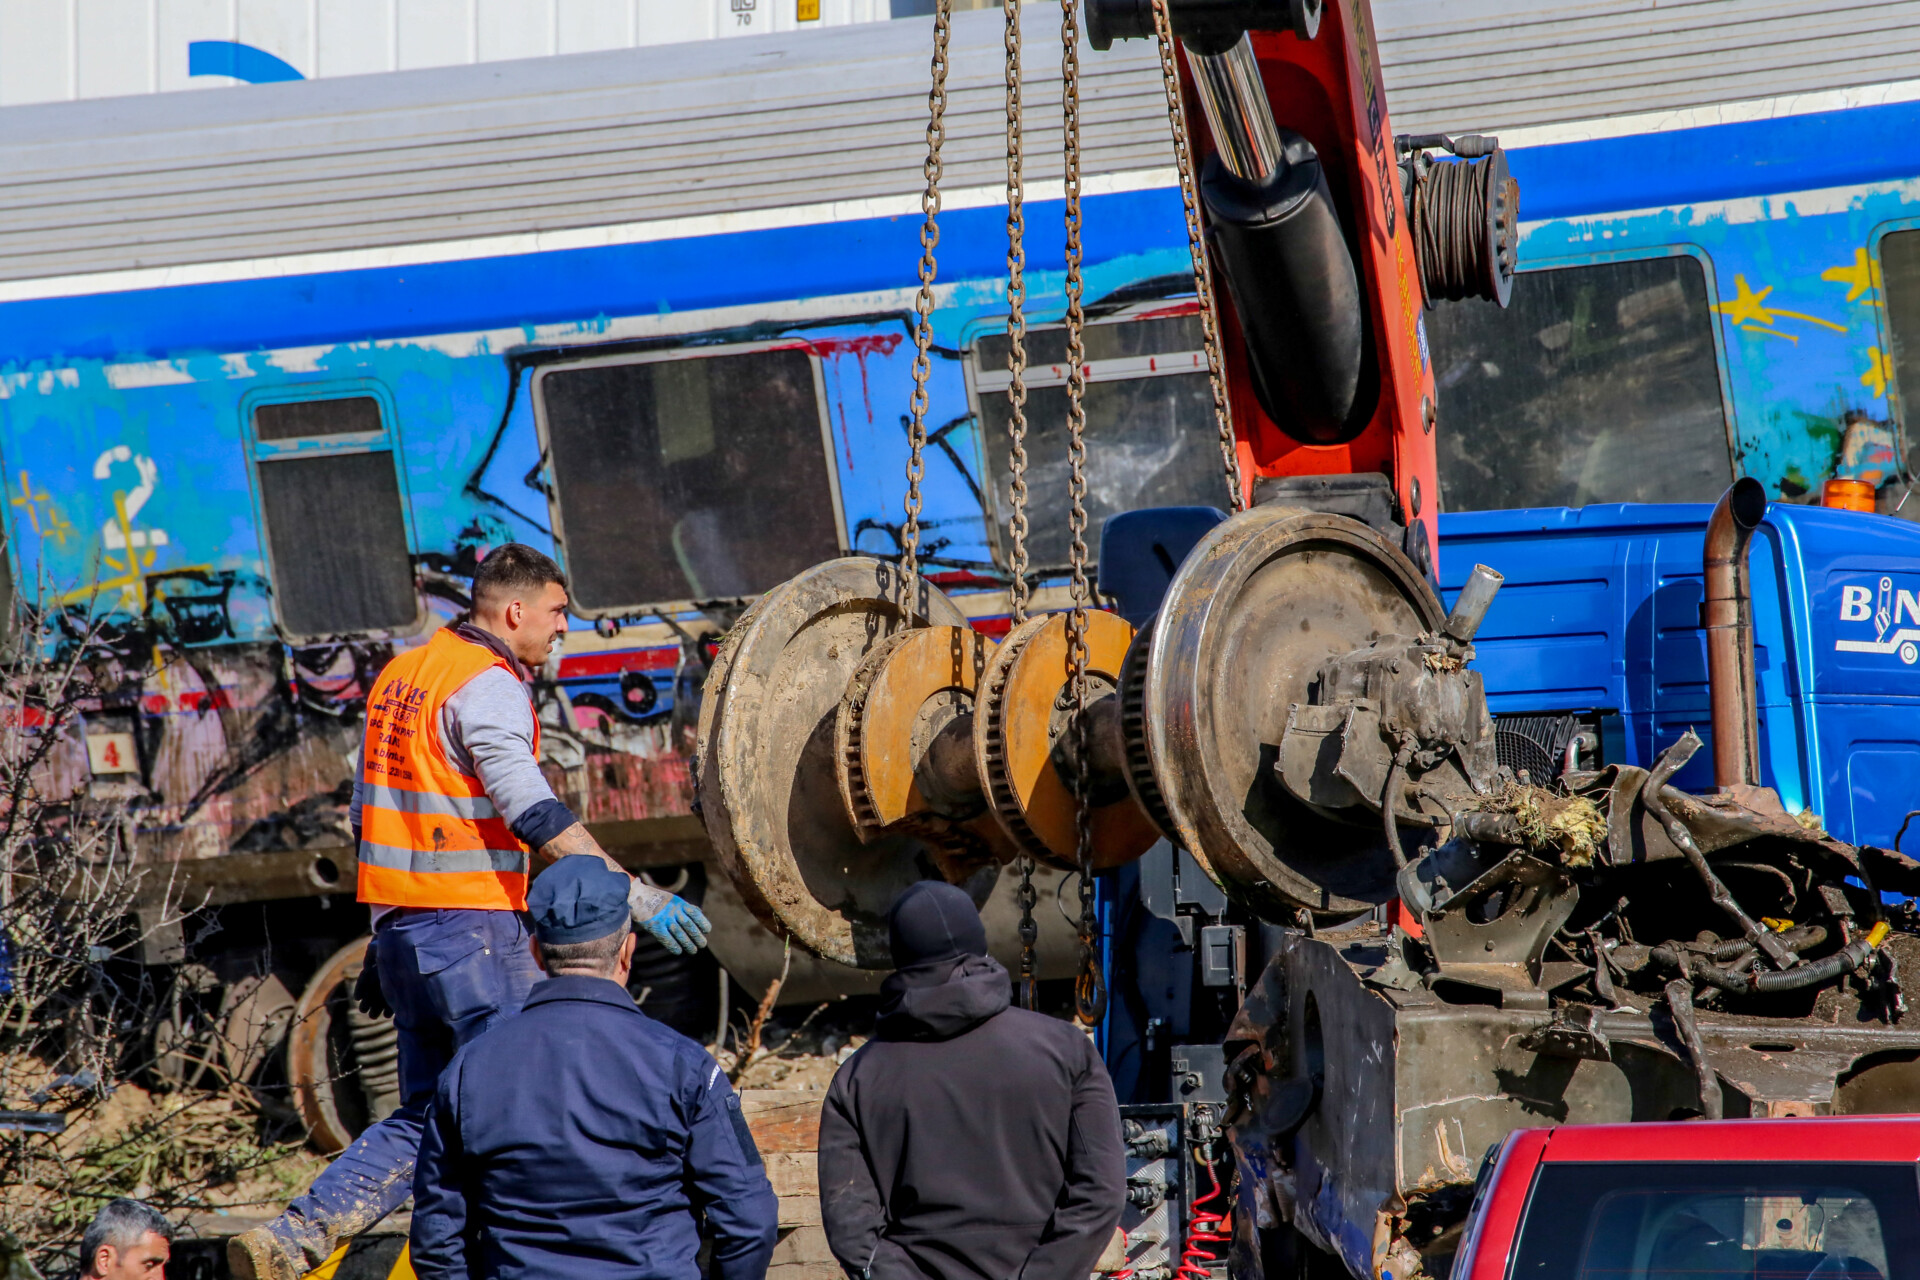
top-left (355, 942), bottom-right (392, 1020)
top-left (629, 879), bottom-right (713, 955)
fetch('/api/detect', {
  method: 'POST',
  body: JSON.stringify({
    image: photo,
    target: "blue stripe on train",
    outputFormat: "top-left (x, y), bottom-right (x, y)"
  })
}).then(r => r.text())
top-left (11, 94), bottom-right (1917, 361)
top-left (0, 188), bottom-right (1189, 365)
top-left (1509, 96), bottom-right (1920, 221)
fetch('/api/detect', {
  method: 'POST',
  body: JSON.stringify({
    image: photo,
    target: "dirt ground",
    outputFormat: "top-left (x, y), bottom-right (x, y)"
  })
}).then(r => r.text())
top-left (2, 1075), bottom-right (327, 1274)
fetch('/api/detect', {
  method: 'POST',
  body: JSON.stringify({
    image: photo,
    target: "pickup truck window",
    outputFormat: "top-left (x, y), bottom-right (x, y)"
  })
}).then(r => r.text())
top-left (1511, 1161), bottom-right (1919, 1280)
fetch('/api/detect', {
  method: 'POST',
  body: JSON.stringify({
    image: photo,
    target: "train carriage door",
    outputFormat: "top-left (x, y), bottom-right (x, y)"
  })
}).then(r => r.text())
top-left (529, 342), bottom-right (845, 620)
top-left (242, 386), bottom-right (421, 641)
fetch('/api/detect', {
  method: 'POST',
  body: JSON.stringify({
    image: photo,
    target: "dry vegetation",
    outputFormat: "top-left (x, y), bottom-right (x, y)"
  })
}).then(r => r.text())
top-left (0, 610), bottom-right (318, 1276)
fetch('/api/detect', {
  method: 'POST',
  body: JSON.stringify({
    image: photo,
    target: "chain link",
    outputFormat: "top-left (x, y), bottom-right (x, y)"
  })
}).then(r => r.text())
top-left (1004, 0), bottom-right (1032, 628)
top-left (1061, 0), bottom-right (1104, 1029)
top-left (1150, 0), bottom-right (1245, 512)
top-left (1005, 0), bottom-right (1041, 1013)
top-left (902, 0), bottom-right (953, 599)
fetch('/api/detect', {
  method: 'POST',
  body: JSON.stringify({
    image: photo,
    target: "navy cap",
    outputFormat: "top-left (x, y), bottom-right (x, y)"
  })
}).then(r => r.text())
top-left (888, 880), bottom-right (988, 968)
top-left (528, 856), bottom-right (630, 945)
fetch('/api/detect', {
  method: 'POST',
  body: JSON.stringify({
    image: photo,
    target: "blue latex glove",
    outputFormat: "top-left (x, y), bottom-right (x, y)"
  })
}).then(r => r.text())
top-left (629, 879), bottom-right (712, 955)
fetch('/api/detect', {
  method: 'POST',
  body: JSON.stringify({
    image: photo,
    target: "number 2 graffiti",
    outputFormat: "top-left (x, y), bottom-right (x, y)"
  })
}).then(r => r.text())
top-left (69, 444), bottom-right (173, 610)
top-left (95, 445), bottom-right (170, 555)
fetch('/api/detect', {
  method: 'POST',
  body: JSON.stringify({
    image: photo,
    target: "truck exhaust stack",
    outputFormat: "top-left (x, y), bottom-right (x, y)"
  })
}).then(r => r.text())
top-left (1704, 476), bottom-right (1769, 790)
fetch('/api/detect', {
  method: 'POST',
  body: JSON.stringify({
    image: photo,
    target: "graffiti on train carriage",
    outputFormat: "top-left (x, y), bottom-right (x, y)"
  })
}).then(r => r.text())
top-left (0, 242), bottom-right (1218, 885)
top-left (1427, 96), bottom-right (1920, 517)
top-left (12, 12), bottom-right (1920, 909)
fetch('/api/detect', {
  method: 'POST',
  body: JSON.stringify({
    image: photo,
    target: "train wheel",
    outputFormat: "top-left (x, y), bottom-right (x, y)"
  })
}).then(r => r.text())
top-left (287, 937), bottom-right (400, 1154)
top-left (1141, 506), bottom-right (1445, 916)
top-left (697, 557), bottom-right (993, 968)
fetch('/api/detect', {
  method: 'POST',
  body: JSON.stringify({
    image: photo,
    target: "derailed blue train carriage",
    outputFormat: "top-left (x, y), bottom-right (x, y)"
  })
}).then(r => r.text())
top-left (0, 12), bottom-right (1207, 1060)
top-left (3, 0), bottom-right (1920, 1113)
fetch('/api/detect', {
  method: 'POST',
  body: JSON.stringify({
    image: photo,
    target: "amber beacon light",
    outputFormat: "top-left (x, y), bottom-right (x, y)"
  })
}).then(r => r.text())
top-left (1821, 477), bottom-right (1876, 512)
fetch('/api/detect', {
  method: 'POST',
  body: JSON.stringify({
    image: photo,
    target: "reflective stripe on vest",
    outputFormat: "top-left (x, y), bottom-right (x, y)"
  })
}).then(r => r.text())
top-left (355, 628), bottom-right (540, 910)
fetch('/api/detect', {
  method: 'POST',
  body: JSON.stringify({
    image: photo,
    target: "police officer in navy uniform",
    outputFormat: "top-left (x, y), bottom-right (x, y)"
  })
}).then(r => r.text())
top-left (410, 857), bottom-right (778, 1280)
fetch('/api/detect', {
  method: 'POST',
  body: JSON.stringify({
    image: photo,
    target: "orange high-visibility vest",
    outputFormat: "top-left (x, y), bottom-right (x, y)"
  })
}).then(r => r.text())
top-left (356, 628), bottom-right (539, 910)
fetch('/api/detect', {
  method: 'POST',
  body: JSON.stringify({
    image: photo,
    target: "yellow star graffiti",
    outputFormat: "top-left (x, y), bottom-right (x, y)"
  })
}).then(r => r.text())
top-left (10, 470), bottom-right (76, 548)
top-left (1712, 274), bottom-right (1849, 338)
top-left (10, 470), bottom-right (49, 533)
top-left (1862, 346), bottom-right (1895, 399)
top-left (1822, 247), bottom-right (1883, 303)
top-left (41, 503), bottom-right (73, 548)
top-left (54, 491), bottom-right (186, 612)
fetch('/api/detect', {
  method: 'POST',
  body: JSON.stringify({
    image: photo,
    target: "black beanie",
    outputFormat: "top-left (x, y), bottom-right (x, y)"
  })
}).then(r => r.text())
top-left (887, 881), bottom-right (988, 969)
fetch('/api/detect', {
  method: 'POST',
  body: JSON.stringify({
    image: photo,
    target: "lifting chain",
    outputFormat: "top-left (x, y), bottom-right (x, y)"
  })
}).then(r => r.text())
top-left (902, 0), bottom-right (953, 600)
top-left (1005, 0), bottom-right (1041, 1013)
top-left (1061, 0), bottom-right (1105, 1028)
top-left (1149, 0), bottom-right (1245, 511)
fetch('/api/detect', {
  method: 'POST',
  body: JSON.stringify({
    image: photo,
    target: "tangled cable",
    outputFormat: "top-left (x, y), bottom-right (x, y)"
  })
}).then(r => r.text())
top-left (1412, 151), bottom-right (1517, 306)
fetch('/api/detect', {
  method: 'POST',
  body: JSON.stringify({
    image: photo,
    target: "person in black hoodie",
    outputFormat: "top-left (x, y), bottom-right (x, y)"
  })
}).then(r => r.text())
top-left (818, 881), bottom-right (1125, 1280)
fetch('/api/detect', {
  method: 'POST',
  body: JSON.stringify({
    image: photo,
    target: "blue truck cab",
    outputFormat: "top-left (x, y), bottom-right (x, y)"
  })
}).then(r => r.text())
top-left (1440, 503), bottom-right (1920, 851)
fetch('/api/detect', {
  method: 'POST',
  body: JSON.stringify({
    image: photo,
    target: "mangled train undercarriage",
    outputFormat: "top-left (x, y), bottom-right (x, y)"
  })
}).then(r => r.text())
top-left (1209, 482), bottom-right (1920, 1280)
top-left (697, 473), bottom-right (1920, 1280)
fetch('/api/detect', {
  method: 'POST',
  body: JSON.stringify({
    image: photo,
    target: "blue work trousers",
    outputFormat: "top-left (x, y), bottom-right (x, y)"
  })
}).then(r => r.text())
top-left (273, 907), bottom-right (542, 1260)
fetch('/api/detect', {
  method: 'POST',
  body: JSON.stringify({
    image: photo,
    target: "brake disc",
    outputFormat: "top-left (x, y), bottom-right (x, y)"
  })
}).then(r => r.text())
top-left (1138, 506), bottom-right (1446, 915)
top-left (837, 623), bottom-right (1020, 877)
top-left (974, 611), bottom-right (1161, 872)
top-left (697, 557), bottom-right (992, 968)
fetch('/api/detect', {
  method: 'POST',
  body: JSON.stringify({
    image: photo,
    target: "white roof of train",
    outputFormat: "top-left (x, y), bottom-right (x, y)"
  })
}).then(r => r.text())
top-left (0, 0), bottom-right (1915, 289)
top-left (1379, 0), bottom-right (1920, 145)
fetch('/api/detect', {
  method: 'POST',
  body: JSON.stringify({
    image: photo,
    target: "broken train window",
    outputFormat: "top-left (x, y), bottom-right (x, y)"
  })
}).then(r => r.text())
top-left (247, 392), bottom-right (418, 640)
top-left (532, 345), bottom-right (844, 614)
top-left (969, 305), bottom-right (1226, 572)
top-left (1425, 251), bottom-right (1734, 512)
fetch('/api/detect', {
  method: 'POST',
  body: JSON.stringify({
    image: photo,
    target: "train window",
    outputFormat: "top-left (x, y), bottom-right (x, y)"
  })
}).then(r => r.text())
top-left (1426, 255), bottom-right (1733, 511)
top-left (254, 396), bottom-right (383, 442)
top-left (972, 310), bottom-right (1223, 570)
top-left (1878, 230), bottom-right (1920, 455)
top-left (249, 395), bottom-right (417, 639)
top-left (533, 347), bottom-right (842, 613)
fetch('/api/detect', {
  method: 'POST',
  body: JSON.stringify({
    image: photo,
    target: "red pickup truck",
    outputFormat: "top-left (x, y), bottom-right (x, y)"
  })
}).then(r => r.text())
top-left (1449, 1118), bottom-right (1920, 1280)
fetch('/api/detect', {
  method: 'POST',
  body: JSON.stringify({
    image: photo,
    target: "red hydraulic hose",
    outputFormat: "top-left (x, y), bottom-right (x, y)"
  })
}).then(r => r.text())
top-left (1112, 1150), bottom-right (1232, 1280)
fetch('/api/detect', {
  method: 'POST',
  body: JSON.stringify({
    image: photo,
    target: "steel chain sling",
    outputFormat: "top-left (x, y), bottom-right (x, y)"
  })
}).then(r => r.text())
top-left (902, 0), bottom-right (953, 601)
top-left (1150, 0), bottom-right (1245, 511)
top-left (1005, 0), bottom-right (1042, 1013)
top-left (1060, 0), bottom-right (1105, 1028)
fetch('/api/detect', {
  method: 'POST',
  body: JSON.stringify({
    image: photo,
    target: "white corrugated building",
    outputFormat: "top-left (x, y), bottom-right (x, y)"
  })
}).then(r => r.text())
top-left (4, 0), bottom-right (1919, 149)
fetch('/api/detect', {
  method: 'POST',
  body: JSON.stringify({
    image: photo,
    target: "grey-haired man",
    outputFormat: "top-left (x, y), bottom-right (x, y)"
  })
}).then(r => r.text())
top-left (81, 1199), bottom-right (171, 1280)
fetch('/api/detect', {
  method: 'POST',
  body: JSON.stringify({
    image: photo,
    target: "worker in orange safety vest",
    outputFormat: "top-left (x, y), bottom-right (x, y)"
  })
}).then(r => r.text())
top-left (231, 543), bottom-right (710, 1280)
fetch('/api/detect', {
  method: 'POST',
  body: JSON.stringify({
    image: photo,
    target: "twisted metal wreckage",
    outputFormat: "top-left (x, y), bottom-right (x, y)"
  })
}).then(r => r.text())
top-left (693, 2), bottom-right (1920, 1278)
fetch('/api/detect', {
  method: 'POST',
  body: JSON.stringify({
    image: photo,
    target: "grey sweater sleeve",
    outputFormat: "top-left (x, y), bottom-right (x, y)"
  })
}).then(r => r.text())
top-left (441, 667), bottom-right (577, 847)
